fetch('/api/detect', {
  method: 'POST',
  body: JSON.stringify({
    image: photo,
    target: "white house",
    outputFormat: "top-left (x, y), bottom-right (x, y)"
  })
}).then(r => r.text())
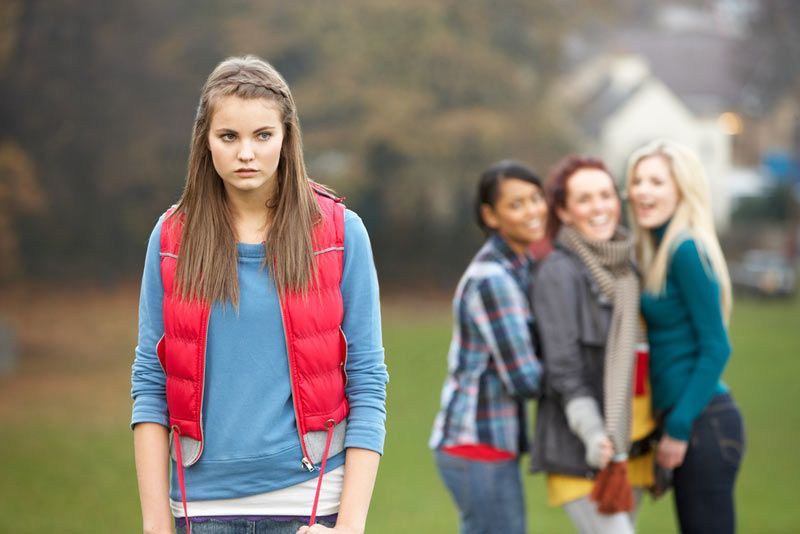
top-left (557, 53), bottom-right (736, 230)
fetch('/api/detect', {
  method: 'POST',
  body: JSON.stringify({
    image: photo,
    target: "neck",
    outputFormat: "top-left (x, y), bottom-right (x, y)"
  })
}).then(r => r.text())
top-left (652, 220), bottom-right (670, 245)
top-left (506, 240), bottom-right (529, 256)
top-left (224, 184), bottom-right (275, 244)
top-left (493, 233), bottom-right (529, 257)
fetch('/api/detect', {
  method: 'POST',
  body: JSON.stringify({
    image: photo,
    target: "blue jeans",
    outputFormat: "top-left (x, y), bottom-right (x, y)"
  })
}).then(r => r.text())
top-left (175, 517), bottom-right (336, 534)
top-left (672, 393), bottom-right (745, 534)
top-left (434, 450), bottom-right (526, 534)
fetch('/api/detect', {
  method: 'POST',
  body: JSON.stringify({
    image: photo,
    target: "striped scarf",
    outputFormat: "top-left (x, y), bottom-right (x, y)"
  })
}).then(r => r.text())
top-left (559, 225), bottom-right (639, 457)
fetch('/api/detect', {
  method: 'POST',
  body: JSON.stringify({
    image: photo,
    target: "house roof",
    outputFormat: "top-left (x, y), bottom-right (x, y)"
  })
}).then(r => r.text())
top-left (577, 76), bottom-right (647, 137)
top-left (611, 29), bottom-right (743, 115)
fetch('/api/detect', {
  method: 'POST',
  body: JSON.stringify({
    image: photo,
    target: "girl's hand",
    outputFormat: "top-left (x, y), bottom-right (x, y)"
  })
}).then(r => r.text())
top-left (296, 525), bottom-right (361, 534)
top-left (656, 434), bottom-right (688, 469)
top-left (598, 435), bottom-right (614, 469)
top-left (586, 434), bottom-right (614, 469)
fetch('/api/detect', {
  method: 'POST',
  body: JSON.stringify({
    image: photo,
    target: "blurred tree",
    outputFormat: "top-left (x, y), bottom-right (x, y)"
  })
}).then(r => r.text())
top-left (0, 142), bottom-right (44, 280)
top-left (732, 184), bottom-right (792, 223)
top-left (740, 0), bottom-right (800, 112)
top-left (1, 0), bottom-right (634, 287)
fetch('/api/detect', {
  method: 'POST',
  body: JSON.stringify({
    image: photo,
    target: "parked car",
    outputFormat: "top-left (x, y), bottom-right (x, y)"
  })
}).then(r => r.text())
top-left (731, 250), bottom-right (797, 298)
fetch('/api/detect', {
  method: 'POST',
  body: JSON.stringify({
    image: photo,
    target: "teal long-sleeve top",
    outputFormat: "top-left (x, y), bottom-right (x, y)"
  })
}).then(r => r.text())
top-left (641, 224), bottom-right (731, 441)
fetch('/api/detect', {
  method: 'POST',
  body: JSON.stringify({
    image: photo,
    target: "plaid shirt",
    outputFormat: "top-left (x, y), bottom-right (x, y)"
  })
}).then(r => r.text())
top-left (430, 234), bottom-right (542, 455)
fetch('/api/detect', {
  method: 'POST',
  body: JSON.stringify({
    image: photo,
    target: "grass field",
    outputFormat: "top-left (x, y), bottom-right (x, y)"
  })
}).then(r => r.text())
top-left (0, 285), bottom-right (798, 533)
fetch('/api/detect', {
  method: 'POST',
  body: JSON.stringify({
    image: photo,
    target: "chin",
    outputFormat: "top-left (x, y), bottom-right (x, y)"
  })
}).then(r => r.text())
top-left (638, 218), bottom-right (660, 230)
top-left (594, 229), bottom-right (617, 241)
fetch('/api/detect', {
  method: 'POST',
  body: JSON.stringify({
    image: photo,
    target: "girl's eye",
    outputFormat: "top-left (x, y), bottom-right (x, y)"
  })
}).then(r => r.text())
top-left (509, 201), bottom-right (521, 209)
top-left (221, 133), bottom-right (236, 142)
top-left (258, 131), bottom-right (272, 141)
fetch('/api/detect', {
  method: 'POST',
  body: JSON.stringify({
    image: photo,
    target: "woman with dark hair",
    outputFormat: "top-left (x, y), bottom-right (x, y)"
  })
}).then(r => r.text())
top-left (130, 56), bottom-right (388, 534)
top-left (530, 155), bottom-right (655, 533)
top-left (430, 160), bottom-right (546, 534)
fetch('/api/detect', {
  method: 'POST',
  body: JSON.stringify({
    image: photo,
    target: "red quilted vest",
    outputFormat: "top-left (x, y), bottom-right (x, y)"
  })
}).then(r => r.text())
top-left (156, 187), bottom-right (348, 470)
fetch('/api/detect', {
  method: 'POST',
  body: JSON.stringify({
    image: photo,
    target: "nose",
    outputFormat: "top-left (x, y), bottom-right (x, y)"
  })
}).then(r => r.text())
top-left (238, 142), bottom-right (255, 162)
top-left (632, 181), bottom-right (650, 197)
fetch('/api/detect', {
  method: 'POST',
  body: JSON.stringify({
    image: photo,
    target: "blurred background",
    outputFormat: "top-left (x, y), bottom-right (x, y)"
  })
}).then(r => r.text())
top-left (0, 0), bottom-right (798, 532)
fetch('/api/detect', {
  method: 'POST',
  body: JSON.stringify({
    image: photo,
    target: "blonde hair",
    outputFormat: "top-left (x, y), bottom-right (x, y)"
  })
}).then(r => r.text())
top-left (173, 55), bottom-right (321, 305)
top-left (625, 139), bottom-right (732, 322)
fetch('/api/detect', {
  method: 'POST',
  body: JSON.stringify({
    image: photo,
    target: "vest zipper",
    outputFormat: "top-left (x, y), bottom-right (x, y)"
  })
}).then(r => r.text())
top-left (339, 327), bottom-right (349, 387)
top-left (196, 306), bottom-right (210, 461)
top-left (276, 290), bottom-right (314, 471)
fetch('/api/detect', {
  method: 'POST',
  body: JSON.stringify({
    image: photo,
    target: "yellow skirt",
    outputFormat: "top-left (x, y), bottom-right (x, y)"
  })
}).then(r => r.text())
top-left (546, 391), bottom-right (656, 507)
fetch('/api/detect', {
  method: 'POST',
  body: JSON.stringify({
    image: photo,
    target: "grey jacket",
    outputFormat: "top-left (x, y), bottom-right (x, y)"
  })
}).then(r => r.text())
top-left (529, 245), bottom-right (612, 478)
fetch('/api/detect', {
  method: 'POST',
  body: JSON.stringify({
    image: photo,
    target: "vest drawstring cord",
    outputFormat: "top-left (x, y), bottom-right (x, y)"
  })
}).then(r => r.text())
top-left (172, 426), bottom-right (191, 534)
top-left (308, 420), bottom-right (336, 526)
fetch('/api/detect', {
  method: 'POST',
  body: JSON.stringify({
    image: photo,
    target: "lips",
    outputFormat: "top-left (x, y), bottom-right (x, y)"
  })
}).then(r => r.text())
top-left (235, 168), bottom-right (259, 177)
top-left (634, 200), bottom-right (656, 218)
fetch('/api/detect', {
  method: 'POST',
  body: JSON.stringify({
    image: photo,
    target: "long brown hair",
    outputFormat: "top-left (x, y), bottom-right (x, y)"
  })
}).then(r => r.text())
top-left (173, 55), bottom-right (321, 305)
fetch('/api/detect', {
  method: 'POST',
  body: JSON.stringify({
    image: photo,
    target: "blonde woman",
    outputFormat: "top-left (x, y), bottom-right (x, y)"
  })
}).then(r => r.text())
top-left (626, 140), bottom-right (744, 534)
top-left (131, 56), bottom-right (388, 534)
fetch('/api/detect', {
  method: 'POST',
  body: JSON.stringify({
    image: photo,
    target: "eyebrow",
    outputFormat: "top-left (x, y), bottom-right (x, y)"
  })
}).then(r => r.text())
top-left (213, 126), bottom-right (277, 134)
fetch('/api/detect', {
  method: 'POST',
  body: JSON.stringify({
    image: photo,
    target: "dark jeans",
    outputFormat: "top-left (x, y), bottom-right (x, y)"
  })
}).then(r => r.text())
top-left (175, 516), bottom-right (335, 534)
top-left (672, 393), bottom-right (745, 534)
top-left (434, 450), bottom-right (526, 534)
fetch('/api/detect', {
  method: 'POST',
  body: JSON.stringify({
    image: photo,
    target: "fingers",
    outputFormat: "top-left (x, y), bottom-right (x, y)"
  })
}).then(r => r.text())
top-left (598, 436), bottom-right (613, 468)
top-left (656, 444), bottom-right (681, 469)
top-left (656, 435), bottom-right (688, 469)
top-left (297, 525), bottom-right (332, 534)
top-left (656, 441), bottom-right (672, 468)
top-left (658, 452), bottom-right (680, 469)
top-left (656, 449), bottom-right (672, 469)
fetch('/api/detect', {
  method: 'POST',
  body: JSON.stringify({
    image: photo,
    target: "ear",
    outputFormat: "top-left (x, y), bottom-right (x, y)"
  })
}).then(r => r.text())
top-left (556, 206), bottom-right (572, 225)
top-left (480, 203), bottom-right (499, 230)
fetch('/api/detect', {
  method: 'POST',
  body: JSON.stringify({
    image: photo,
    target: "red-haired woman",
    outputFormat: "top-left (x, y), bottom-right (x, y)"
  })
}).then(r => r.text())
top-left (530, 155), bottom-right (656, 533)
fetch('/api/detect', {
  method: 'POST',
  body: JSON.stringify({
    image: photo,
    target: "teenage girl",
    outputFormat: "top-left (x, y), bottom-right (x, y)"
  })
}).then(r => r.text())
top-left (131, 55), bottom-right (388, 534)
top-left (430, 160), bottom-right (546, 534)
top-left (626, 139), bottom-right (744, 534)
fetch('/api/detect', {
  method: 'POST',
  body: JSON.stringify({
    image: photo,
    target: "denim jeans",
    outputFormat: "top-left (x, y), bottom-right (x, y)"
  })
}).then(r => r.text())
top-left (175, 516), bottom-right (335, 534)
top-left (434, 450), bottom-right (526, 534)
top-left (672, 393), bottom-right (745, 534)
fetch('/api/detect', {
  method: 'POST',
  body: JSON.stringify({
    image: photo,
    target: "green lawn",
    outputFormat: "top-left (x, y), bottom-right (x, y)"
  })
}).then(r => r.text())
top-left (0, 288), bottom-right (797, 533)
top-left (374, 293), bottom-right (800, 533)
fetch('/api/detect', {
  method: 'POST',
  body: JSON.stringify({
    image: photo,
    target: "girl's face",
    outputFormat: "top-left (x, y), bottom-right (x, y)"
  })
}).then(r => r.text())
top-left (208, 96), bottom-right (284, 200)
top-left (481, 178), bottom-right (547, 254)
top-left (557, 168), bottom-right (620, 241)
top-left (628, 155), bottom-right (681, 230)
